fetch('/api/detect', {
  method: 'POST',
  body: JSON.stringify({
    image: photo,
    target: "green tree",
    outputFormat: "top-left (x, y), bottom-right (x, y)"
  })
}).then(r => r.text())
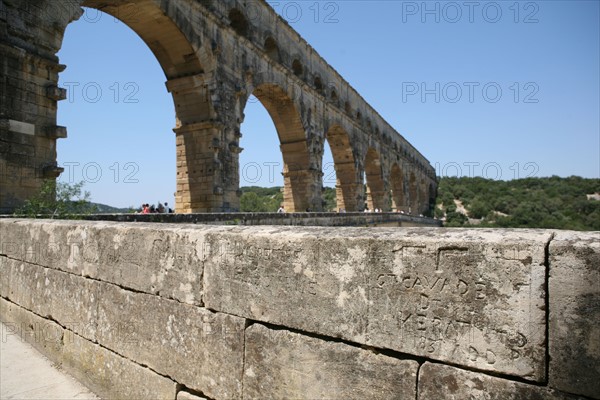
top-left (436, 176), bottom-right (600, 230)
top-left (322, 187), bottom-right (337, 211)
top-left (446, 211), bottom-right (468, 227)
top-left (240, 192), bottom-right (266, 212)
top-left (15, 180), bottom-right (96, 218)
top-left (468, 199), bottom-right (490, 219)
top-left (434, 206), bottom-right (445, 219)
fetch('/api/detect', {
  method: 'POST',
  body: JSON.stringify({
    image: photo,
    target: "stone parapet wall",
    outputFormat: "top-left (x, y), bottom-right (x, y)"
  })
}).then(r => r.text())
top-left (0, 219), bottom-right (598, 399)
top-left (26, 212), bottom-right (440, 227)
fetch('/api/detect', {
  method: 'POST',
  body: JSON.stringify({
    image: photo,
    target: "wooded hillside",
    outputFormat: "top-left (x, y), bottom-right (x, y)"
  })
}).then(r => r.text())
top-left (240, 176), bottom-right (600, 231)
top-left (436, 176), bottom-right (600, 230)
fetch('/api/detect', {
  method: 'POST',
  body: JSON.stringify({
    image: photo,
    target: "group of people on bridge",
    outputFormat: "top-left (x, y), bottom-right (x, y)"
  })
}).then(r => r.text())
top-left (139, 202), bottom-right (173, 214)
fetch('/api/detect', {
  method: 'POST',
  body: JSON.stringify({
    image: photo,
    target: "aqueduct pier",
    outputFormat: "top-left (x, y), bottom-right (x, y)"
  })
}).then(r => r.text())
top-left (1, 0), bottom-right (436, 214)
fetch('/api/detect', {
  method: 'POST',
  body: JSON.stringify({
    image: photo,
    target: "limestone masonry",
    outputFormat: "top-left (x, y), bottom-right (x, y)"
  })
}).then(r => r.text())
top-left (0, 0), bottom-right (437, 214)
top-left (0, 219), bottom-right (598, 399)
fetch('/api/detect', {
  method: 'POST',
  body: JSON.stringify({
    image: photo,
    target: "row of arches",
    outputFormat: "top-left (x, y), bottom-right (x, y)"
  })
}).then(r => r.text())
top-left (245, 82), bottom-right (434, 214)
top-left (0, 0), bottom-right (437, 214)
top-left (80, 1), bottom-right (436, 213)
top-left (225, 3), bottom-right (435, 213)
top-left (80, 0), bottom-right (436, 214)
top-left (225, 4), bottom-right (432, 174)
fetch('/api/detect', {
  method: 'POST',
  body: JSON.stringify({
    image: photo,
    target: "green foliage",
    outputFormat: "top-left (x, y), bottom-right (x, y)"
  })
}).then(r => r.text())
top-left (322, 187), bottom-right (337, 211)
top-left (239, 186), bottom-right (339, 212)
top-left (240, 187), bottom-right (283, 212)
top-left (445, 203), bottom-right (457, 214)
top-left (437, 176), bottom-right (600, 231)
top-left (434, 206), bottom-right (445, 219)
top-left (446, 211), bottom-right (468, 227)
top-left (468, 199), bottom-right (490, 219)
top-left (15, 180), bottom-right (97, 218)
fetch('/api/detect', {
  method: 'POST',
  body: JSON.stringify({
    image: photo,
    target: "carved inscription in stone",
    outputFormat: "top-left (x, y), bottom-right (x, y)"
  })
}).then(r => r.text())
top-left (203, 228), bottom-right (550, 381)
top-left (367, 239), bottom-right (546, 381)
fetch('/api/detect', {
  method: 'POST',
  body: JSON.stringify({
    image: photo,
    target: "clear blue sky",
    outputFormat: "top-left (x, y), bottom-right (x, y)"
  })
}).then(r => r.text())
top-left (56, 1), bottom-right (600, 208)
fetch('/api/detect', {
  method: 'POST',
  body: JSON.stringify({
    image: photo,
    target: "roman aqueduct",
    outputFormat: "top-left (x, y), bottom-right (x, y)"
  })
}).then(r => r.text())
top-left (0, 0), bottom-right (437, 213)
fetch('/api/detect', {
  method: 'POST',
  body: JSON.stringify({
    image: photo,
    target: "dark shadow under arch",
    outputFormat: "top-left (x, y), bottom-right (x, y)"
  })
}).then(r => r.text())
top-left (292, 59), bottom-right (303, 77)
top-left (264, 36), bottom-right (280, 62)
top-left (228, 8), bottom-right (249, 38)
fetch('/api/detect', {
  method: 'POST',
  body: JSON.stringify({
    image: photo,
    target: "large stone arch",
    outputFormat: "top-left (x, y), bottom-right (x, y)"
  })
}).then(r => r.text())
top-left (324, 125), bottom-right (359, 212)
top-left (0, 0), bottom-right (218, 213)
top-left (242, 83), bottom-right (314, 212)
top-left (81, 1), bottom-right (207, 84)
top-left (79, 1), bottom-right (217, 214)
top-left (81, 0), bottom-right (218, 216)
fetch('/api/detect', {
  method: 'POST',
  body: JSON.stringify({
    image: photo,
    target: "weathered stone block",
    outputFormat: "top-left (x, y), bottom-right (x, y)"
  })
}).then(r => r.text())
top-left (367, 230), bottom-right (549, 382)
top-left (44, 125), bottom-right (67, 139)
top-left (0, 296), bottom-right (176, 400)
top-left (204, 228), bottom-right (550, 381)
top-left (62, 332), bottom-right (177, 400)
top-left (0, 297), bottom-right (65, 362)
top-left (549, 231), bottom-right (600, 398)
top-left (45, 86), bottom-right (67, 101)
top-left (418, 363), bottom-right (585, 400)
top-left (0, 219), bottom-right (207, 305)
top-left (96, 282), bottom-right (245, 399)
top-left (1, 257), bottom-right (97, 340)
top-left (243, 323), bottom-right (418, 399)
top-left (204, 227), bottom-right (370, 342)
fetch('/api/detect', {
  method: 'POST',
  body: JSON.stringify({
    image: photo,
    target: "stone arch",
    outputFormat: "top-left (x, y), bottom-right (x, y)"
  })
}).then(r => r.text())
top-left (390, 163), bottom-right (406, 212)
top-left (246, 83), bottom-right (314, 212)
top-left (62, 1), bottom-right (211, 214)
top-left (82, 1), bottom-right (205, 79)
top-left (325, 125), bottom-right (359, 211)
top-left (364, 147), bottom-right (387, 211)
